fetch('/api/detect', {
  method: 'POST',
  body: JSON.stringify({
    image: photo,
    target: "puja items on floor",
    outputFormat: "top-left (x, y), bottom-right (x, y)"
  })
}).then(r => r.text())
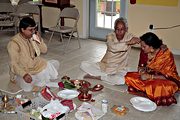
top-left (17, 99), bottom-right (69, 120)
top-left (77, 84), bottom-right (92, 102)
top-left (75, 102), bottom-right (105, 120)
top-left (40, 86), bottom-right (76, 108)
top-left (0, 95), bottom-right (16, 113)
top-left (40, 87), bottom-right (58, 101)
top-left (57, 89), bottom-right (79, 100)
top-left (58, 76), bottom-right (104, 102)
top-left (15, 87), bottom-right (76, 120)
top-left (58, 76), bottom-right (76, 89)
top-left (15, 94), bottom-right (30, 105)
top-left (39, 99), bottom-right (69, 120)
top-left (111, 105), bottom-right (128, 116)
top-left (77, 83), bottom-right (104, 102)
top-left (61, 99), bottom-right (74, 111)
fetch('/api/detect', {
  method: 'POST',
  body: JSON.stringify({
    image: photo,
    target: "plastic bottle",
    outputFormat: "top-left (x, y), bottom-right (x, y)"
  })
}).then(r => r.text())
top-left (101, 99), bottom-right (108, 113)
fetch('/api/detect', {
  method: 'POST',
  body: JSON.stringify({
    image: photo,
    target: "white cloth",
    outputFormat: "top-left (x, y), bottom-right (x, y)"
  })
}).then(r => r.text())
top-left (80, 61), bottom-right (129, 85)
top-left (16, 60), bottom-right (59, 92)
top-left (75, 102), bottom-right (104, 120)
top-left (40, 99), bottom-right (69, 119)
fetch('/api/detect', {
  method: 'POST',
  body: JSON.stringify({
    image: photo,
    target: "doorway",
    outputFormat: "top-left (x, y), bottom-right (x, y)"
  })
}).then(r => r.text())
top-left (89, 0), bottom-right (127, 40)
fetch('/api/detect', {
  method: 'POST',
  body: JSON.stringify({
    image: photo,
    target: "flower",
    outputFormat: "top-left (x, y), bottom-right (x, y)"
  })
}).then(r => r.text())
top-left (58, 82), bottom-right (64, 89)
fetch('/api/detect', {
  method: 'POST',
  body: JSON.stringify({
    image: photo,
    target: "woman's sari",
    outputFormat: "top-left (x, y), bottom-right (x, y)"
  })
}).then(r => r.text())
top-left (125, 49), bottom-right (180, 106)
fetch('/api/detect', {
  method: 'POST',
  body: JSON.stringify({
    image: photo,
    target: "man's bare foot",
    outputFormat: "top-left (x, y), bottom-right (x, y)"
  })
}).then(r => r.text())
top-left (127, 86), bottom-right (146, 97)
top-left (83, 74), bottom-right (101, 80)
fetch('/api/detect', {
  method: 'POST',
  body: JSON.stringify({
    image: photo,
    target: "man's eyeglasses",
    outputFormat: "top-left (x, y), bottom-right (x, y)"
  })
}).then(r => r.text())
top-left (26, 25), bottom-right (38, 33)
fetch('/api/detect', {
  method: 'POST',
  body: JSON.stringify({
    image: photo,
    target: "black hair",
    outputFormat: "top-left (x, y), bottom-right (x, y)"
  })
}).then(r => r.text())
top-left (19, 17), bottom-right (36, 32)
top-left (140, 32), bottom-right (162, 49)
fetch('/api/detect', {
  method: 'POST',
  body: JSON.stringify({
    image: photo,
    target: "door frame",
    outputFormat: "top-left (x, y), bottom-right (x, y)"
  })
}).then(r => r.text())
top-left (82, 0), bottom-right (128, 39)
top-left (82, 0), bottom-right (89, 39)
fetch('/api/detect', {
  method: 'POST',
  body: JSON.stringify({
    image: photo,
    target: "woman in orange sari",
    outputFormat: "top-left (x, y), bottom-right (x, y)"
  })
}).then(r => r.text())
top-left (125, 32), bottom-right (180, 106)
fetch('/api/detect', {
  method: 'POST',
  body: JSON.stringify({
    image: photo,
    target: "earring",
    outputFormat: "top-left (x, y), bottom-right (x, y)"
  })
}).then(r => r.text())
top-left (150, 49), bottom-right (154, 53)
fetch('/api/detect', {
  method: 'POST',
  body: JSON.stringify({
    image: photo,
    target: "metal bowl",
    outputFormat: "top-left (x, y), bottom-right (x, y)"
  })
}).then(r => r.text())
top-left (70, 80), bottom-right (91, 88)
top-left (92, 84), bottom-right (104, 92)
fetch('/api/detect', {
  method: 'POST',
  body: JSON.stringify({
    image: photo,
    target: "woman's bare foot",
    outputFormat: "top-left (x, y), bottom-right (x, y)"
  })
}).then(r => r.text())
top-left (83, 74), bottom-right (101, 80)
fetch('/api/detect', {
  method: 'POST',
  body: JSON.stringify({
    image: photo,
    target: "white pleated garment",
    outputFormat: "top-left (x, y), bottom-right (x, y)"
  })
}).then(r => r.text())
top-left (80, 61), bottom-right (132, 85)
top-left (16, 60), bottom-right (59, 92)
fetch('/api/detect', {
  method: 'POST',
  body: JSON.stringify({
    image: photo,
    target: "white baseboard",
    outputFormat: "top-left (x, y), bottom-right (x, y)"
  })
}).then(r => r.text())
top-left (171, 49), bottom-right (180, 55)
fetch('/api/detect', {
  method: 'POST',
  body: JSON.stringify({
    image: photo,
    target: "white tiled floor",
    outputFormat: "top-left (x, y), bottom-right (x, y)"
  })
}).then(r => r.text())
top-left (0, 31), bottom-right (180, 120)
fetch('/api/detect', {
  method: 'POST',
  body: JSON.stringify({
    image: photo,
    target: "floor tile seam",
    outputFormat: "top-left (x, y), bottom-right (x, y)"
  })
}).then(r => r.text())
top-left (104, 85), bottom-right (128, 93)
top-left (60, 64), bottom-right (81, 74)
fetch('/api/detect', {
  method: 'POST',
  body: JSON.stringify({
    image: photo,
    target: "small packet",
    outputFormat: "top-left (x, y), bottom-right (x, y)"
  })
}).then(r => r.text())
top-left (111, 105), bottom-right (128, 116)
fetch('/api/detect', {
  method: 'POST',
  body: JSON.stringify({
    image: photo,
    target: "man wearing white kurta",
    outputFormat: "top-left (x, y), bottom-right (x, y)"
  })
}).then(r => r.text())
top-left (80, 17), bottom-right (140, 85)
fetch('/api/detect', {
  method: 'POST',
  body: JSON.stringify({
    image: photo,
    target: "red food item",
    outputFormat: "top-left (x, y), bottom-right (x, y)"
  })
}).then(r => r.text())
top-left (61, 99), bottom-right (74, 111)
top-left (58, 82), bottom-right (65, 89)
top-left (41, 87), bottom-right (55, 101)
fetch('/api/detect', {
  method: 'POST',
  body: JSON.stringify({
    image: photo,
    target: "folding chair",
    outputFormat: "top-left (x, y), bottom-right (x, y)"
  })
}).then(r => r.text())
top-left (0, 3), bottom-right (16, 33)
top-left (9, 2), bottom-right (40, 34)
top-left (48, 7), bottom-right (81, 52)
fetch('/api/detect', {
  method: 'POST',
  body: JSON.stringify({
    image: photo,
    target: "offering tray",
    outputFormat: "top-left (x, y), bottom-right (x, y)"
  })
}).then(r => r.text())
top-left (70, 79), bottom-right (91, 88)
top-left (61, 76), bottom-right (104, 102)
top-left (0, 96), bottom-right (16, 113)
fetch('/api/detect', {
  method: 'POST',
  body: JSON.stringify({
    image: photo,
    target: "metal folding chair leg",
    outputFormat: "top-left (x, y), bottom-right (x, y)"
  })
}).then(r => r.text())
top-left (64, 31), bottom-right (73, 52)
top-left (48, 31), bottom-right (55, 45)
top-left (60, 33), bottom-right (63, 43)
top-left (76, 31), bottom-right (81, 48)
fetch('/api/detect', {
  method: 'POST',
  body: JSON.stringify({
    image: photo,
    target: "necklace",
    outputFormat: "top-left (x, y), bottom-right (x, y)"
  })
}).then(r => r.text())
top-left (147, 48), bottom-right (160, 63)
